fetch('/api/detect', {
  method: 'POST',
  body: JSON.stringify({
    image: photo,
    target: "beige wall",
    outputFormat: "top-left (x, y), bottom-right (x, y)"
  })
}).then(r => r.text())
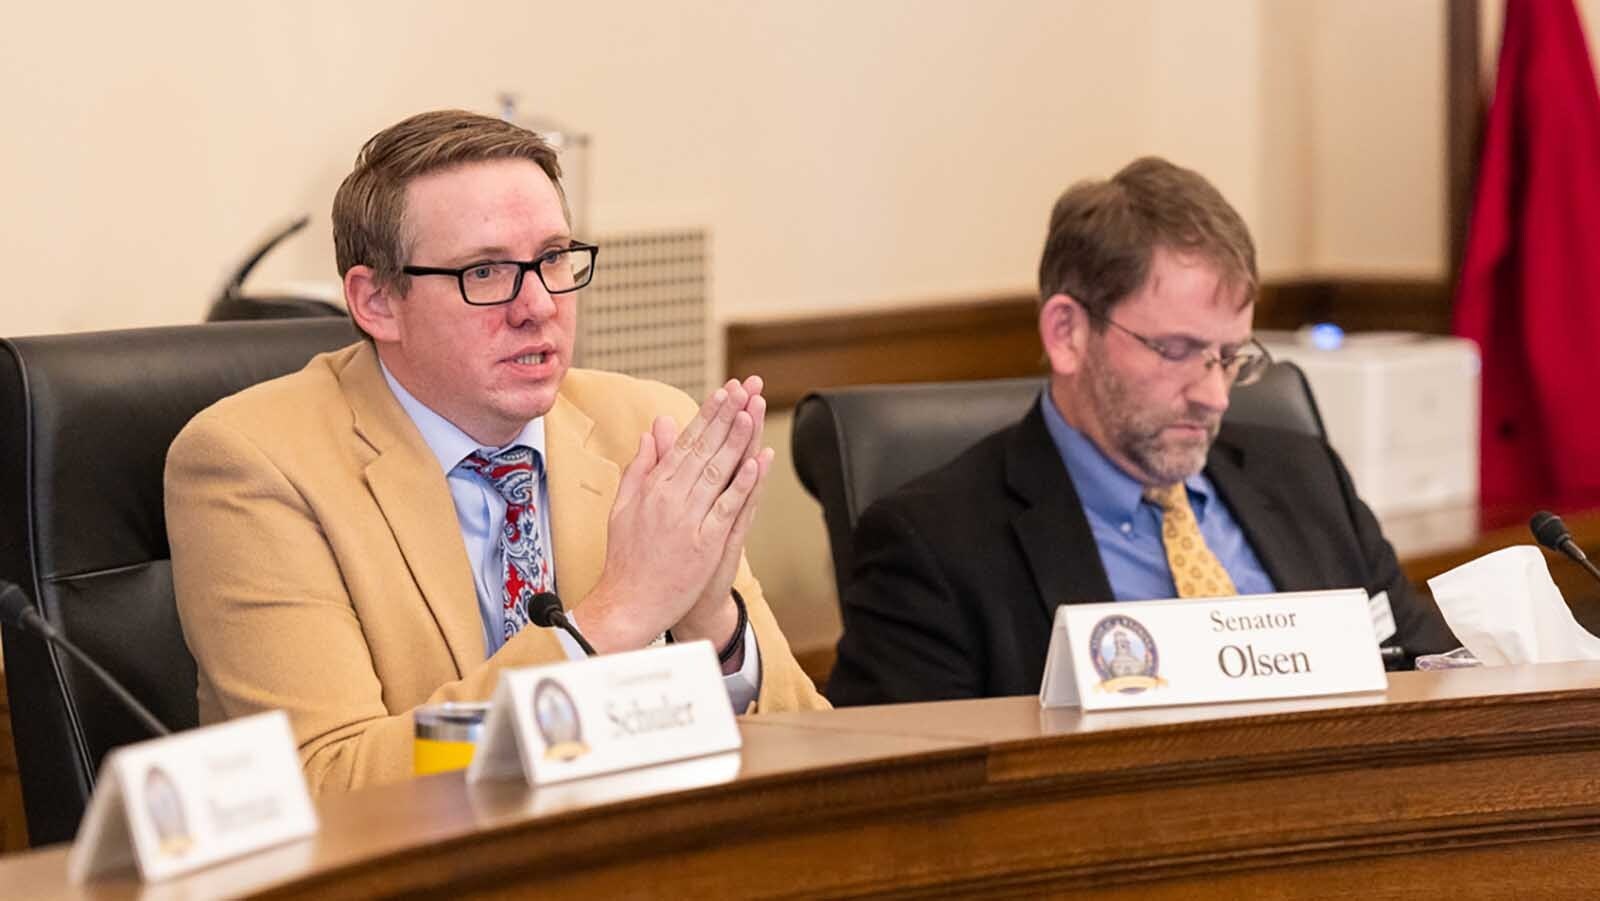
top-left (0, 0), bottom-right (1455, 339)
top-left (1304, 0), bottom-right (1446, 275)
top-left (3, 1), bottom-right (1470, 660)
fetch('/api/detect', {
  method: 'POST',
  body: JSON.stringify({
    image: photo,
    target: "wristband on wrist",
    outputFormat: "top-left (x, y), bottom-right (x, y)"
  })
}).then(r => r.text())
top-left (718, 589), bottom-right (749, 665)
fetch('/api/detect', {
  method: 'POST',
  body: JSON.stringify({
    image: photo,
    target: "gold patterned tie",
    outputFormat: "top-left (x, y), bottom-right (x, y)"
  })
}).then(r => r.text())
top-left (1143, 483), bottom-right (1238, 599)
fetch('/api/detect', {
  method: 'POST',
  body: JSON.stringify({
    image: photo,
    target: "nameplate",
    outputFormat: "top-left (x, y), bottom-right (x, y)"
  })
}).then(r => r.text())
top-left (67, 711), bottom-right (317, 884)
top-left (1039, 590), bottom-right (1386, 710)
top-left (466, 640), bottom-right (741, 786)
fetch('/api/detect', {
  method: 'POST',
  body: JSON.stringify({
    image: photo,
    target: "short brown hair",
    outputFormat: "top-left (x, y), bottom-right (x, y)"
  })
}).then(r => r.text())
top-left (1036, 157), bottom-right (1257, 322)
top-left (332, 109), bottom-right (565, 297)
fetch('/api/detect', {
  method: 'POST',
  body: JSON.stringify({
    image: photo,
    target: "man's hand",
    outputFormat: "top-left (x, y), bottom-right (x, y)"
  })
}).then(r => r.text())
top-left (672, 378), bottom-right (771, 649)
top-left (578, 377), bottom-right (770, 653)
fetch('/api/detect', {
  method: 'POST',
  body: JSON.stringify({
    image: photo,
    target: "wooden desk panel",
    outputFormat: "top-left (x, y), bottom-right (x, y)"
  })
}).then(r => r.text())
top-left (8, 664), bottom-right (1600, 898)
top-left (2, 726), bottom-right (984, 899)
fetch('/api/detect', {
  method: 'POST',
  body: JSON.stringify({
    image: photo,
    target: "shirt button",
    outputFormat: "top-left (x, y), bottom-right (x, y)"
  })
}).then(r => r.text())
top-left (1120, 522), bottom-right (1133, 535)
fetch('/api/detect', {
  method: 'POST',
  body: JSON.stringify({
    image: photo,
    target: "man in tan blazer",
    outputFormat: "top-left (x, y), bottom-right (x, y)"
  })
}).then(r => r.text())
top-left (166, 110), bottom-right (827, 795)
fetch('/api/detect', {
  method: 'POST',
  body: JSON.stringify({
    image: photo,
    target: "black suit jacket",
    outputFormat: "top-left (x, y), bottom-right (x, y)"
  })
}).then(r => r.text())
top-left (826, 402), bottom-right (1458, 706)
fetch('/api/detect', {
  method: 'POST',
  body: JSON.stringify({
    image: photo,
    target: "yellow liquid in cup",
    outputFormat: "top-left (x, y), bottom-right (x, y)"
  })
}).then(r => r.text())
top-left (413, 736), bottom-right (477, 775)
top-left (413, 702), bottom-right (488, 775)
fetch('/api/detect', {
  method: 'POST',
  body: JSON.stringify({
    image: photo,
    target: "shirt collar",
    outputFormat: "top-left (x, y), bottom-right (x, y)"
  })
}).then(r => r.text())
top-left (379, 360), bottom-right (546, 474)
top-left (1037, 391), bottom-right (1214, 521)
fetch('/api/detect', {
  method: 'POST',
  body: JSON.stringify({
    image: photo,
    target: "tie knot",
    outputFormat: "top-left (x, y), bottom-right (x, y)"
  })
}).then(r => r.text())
top-left (460, 445), bottom-right (540, 505)
top-left (1142, 482), bottom-right (1190, 513)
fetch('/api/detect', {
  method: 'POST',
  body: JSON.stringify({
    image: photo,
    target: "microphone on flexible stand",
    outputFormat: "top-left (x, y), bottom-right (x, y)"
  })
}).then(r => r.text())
top-left (1529, 510), bottom-right (1600, 586)
top-left (0, 580), bottom-right (171, 737)
top-left (528, 591), bottom-right (597, 657)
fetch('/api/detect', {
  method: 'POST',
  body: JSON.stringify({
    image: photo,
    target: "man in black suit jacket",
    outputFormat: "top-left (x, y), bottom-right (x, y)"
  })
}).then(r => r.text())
top-left (827, 158), bottom-right (1457, 707)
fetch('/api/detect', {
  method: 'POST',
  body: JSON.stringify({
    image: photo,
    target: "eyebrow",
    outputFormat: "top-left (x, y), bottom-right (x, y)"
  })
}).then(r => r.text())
top-left (1148, 330), bottom-right (1250, 353)
top-left (439, 235), bottom-right (575, 267)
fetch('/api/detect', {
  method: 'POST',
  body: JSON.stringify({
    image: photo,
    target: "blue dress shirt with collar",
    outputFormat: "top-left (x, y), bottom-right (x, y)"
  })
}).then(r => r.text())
top-left (379, 363), bottom-right (760, 710)
top-left (1038, 392), bottom-right (1276, 601)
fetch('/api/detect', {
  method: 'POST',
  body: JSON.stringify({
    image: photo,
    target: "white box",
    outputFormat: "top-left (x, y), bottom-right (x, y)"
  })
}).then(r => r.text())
top-left (1255, 330), bottom-right (1480, 524)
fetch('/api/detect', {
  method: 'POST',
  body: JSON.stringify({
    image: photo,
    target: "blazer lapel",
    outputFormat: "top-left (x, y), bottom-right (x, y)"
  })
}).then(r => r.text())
top-left (1204, 430), bottom-right (1309, 592)
top-left (1006, 405), bottom-right (1115, 623)
top-left (341, 346), bottom-right (485, 675)
top-left (543, 392), bottom-right (621, 608)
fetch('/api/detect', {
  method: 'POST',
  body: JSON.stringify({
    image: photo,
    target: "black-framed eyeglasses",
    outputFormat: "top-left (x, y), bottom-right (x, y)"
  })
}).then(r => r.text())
top-left (402, 242), bottom-right (599, 306)
top-left (1083, 307), bottom-right (1273, 386)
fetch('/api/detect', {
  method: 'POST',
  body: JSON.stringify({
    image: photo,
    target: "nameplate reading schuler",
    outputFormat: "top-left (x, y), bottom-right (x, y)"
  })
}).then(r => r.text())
top-left (468, 640), bottom-right (741, 786)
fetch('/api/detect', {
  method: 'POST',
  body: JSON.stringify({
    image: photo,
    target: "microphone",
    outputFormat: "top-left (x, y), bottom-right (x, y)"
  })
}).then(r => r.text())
top-left (0, 580), bottom-right (171, 737)
top-left (1530, 510), bottom-right (1600, 585)
top-left (528, 591), bottom-right (596, 657)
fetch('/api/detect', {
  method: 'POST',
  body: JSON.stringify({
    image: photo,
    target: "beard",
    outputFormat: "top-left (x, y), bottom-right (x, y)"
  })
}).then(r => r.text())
top-left (1082, 345), bottom-right (1222, 486)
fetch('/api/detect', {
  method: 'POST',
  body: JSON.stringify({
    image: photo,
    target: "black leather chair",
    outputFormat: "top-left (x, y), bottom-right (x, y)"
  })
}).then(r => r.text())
top-left (206, 294), bottom-right (346, 321)
top-left (204, 214), bottom-right (347, 322)
top-left (0, 317), bottom-right (357, 845)
top-left (792, 362), bottom-right (1326, 599)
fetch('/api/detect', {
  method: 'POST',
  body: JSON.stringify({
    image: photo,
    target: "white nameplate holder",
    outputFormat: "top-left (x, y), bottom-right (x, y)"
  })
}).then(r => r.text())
top-left (467, 639), bottom-right (741, 786)
top-left (68, 710), bottom-right (317, 884)
top-left (1039, 589), bottom-right (1387, 710)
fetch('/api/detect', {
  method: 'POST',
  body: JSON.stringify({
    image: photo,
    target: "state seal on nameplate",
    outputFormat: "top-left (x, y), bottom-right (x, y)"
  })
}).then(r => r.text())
top-left (1088, 614), bottom-right (1166, 694)
top-left (532, 677), bottom-right (590, 761)
top-left (142, 765), bottom-right (193, 858)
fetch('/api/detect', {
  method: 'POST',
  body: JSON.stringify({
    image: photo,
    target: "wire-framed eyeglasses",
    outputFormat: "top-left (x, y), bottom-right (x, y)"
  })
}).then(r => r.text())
top-left (1084, 307), bottom-right (1273, 386)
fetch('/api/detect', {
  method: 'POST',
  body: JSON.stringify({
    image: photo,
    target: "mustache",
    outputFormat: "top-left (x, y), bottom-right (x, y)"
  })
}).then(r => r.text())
top-left (1158, 407), bottom-right (1222, 434)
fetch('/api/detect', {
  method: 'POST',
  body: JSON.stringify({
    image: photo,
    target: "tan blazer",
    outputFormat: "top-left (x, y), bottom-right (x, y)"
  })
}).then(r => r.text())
top-left (166, 342), bottom-right (827, 794)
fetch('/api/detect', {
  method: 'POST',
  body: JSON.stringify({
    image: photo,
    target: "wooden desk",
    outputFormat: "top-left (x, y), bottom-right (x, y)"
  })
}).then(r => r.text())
top-left (8, 663), bottom-right (1600, 898)
top-left (6, 507), bottom-right (1597, 856)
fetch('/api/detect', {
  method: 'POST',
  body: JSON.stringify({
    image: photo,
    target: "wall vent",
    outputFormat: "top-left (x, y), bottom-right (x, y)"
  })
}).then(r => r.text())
top-left (575, 228), bottom-right (708, 400)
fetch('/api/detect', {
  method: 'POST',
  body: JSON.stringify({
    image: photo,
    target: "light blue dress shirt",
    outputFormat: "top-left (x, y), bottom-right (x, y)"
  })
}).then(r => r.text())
top-left (379, 364), bottom-right (760, 711)
top-left (1038, 393), bottom-right (1276, 601)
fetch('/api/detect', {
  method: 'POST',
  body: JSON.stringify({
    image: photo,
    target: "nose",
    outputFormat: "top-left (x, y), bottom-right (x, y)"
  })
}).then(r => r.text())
top-left (1185, 360), bottom-right (1232, 414)
top-left (506, 270), bottom-right (558, 326)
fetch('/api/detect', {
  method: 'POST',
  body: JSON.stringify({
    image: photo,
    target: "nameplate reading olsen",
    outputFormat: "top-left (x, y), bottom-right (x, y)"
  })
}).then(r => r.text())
top-left (1039, 589), bottom-right (1387, 710)
top-left (68, 711), bottom-right (317, 884)
top-left (467, 640), bottom-right (741, 787)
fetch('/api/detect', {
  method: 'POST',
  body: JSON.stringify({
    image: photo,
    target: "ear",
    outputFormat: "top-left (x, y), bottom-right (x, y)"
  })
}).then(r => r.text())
top-left (345, 266), bottom-right (402, 343)
top-left (1039, 293), bottom-right (1090, 376)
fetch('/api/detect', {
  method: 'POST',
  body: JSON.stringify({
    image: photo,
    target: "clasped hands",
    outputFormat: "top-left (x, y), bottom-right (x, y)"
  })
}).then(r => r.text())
top-left (580, 376), bottom-right (772, 654)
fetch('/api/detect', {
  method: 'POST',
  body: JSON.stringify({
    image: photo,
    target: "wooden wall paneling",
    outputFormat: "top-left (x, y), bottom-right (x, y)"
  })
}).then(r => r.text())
top-left (730, 279), bottom-right (1451, 412)
top-left (1447, 0), bottom-right (1484, 292)
top-left (1256, 278), bottom-right (1453, 335)
top-left (724, 296), bottom-right (1044, 409)
top-left (0, 669), bottom-right (27, 852)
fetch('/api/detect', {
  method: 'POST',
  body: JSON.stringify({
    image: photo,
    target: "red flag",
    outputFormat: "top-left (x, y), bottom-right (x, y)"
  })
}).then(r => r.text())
top-left (1455, 0), bottom-right (1600, 510)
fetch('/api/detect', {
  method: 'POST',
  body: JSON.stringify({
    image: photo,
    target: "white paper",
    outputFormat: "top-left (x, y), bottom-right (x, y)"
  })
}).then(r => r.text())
top-left (1427, 545), bottom-right (1600, 665)
top-left (1368, 590), bottom-right (1397, 643)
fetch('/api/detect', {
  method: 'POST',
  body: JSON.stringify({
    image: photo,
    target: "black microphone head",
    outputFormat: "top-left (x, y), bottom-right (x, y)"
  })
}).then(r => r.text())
top-left (0, 580), bottom-right (37, 630)
top-left (1531, 510), bottom-right (1571, 551)
top-left (527, 591), bottom-right (565, 628)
